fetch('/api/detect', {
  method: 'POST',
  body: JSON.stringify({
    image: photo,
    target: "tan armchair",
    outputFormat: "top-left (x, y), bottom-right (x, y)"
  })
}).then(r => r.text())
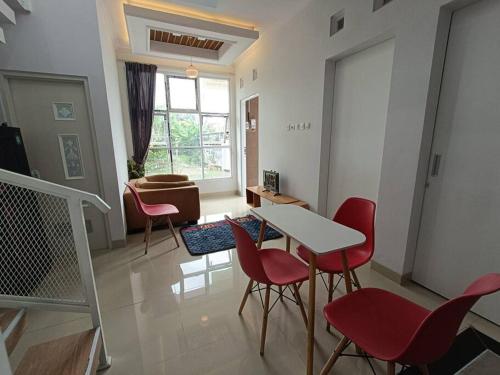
top-left (124, 174), bottom-right (200, 232)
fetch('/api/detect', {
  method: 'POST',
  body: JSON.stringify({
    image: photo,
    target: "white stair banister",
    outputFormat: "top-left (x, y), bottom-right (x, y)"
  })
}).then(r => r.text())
top-left (0, 0), bottom-right (16, 24)
top-left (4, 0), bottom-right (31, 12)
top-left (0, 168), bottom-right (112, 369)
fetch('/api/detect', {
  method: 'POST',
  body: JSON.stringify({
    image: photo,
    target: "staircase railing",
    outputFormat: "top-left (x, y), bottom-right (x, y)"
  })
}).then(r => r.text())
top-left (0, 168), bottom-right (111, 369)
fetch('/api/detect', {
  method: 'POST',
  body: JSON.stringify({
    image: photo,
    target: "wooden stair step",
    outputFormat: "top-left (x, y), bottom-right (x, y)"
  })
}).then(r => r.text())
top-left (15, 327), bottom-right (101, 375)
top-left (0, 309), bottom-right (27, 355)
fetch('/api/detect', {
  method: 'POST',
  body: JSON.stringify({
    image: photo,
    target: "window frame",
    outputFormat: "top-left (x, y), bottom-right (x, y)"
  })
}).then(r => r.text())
top-left (148, 73), bottom-right (232, 180)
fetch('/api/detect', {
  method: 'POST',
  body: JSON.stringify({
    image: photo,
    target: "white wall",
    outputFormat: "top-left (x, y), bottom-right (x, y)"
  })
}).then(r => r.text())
top-left (96, 0), bottom-right (129, 244)
top-left (0, 0), bottom-right (127, 246)
top-left (234, 0), bottom-right (473, 277)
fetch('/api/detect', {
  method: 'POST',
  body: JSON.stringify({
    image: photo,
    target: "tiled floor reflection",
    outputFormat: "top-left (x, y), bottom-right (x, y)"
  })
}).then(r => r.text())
top-left (8, 194), bottom-right (500, 374)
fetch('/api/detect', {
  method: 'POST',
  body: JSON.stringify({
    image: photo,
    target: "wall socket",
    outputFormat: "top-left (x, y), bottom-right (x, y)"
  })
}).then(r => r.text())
top-left (287, 122), bottom-right (311, 131)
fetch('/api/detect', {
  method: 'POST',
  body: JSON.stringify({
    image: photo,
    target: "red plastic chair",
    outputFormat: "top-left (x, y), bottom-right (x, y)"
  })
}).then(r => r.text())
top-left (225, 215), bottom-right (309, 355)
top-left (125, 182), bottom-right (180, 254)
top-left (297, 197), bottom-right (375, 329)
top-left (320, 273), bottom-right (500, 375)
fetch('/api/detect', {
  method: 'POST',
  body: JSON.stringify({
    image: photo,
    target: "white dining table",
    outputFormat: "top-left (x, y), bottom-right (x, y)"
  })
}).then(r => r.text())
top-left (250, 204), bottom-right (366, 375)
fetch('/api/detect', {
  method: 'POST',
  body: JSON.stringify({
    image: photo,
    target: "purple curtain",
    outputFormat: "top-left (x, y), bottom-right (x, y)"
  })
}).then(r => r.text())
top-left (125, 62), bottom-right (157, 166)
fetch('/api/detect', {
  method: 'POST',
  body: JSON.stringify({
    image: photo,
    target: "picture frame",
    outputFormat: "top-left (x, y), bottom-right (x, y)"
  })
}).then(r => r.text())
top-left (58, 134), bottom-right (85, 180)
top-left (53, 102), bottom-right (76, 121)
top-left (263, 170), bottom-right (280, 195)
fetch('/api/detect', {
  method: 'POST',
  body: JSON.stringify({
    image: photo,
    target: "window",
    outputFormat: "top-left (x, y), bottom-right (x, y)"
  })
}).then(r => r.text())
top-left (145, 74), bottom-right (231, 180)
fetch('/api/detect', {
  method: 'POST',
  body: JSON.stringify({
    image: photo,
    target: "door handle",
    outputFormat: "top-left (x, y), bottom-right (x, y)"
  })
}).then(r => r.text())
top-left (431, 153), bottom-right (441, 177)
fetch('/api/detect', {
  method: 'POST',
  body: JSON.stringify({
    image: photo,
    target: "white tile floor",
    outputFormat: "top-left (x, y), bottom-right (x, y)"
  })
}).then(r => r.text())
top-left (9, 194), bottom-right (500, 374)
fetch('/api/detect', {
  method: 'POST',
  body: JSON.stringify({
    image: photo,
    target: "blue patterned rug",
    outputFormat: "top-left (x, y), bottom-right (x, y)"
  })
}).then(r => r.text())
top-left (180, 215), bottom-right (283, 256)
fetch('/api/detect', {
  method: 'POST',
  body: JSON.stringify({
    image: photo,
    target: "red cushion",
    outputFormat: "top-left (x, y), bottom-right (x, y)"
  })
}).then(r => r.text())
top-left (297, 245), bottom-right (371, 273)
top-left (259, 249), bottom-right (309, 286)
top-left (323, 288), bottom-right (430, 361)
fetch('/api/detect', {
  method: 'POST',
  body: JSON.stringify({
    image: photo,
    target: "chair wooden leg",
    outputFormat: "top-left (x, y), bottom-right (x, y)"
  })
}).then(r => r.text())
top-left (167, 216), bottom-right (180, 248)
top-left (320, 336), bottom-right (350, 375)
top-left (143, 217), bottom-right (150, 242)
top-left (256, 220), bottom-right (267, 249)
top-left (260, 285), bottom-right (271, 355)
top-left (292, 283), bottom-right (308, 328)
top-left (351, 269), bottom-right (362, 290)
top-left (239, 279), bottom-right (254, 315)
top-left (144, 218), bottom-right (152, 254)
top-left (326, 273), bottom-right (334, 333)
top-left (387, 362), bottom-right (396, 375)
top-left (417, 365), bottom-right (430, 375)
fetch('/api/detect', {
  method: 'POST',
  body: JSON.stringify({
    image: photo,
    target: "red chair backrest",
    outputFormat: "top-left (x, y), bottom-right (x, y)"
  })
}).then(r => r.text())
top-left (125, 182), bottom-right (147, 215)
top-left (399, 273), bottom-right (500, 364)
top-left (333, 197), bottom-right (376, 256)
top-left (225, 215), bottom-right (270, 284)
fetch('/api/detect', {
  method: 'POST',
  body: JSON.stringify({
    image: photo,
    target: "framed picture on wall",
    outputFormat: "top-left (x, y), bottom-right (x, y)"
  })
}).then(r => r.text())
top-left (58, 134), bottom-right (85, 179)
top-left (53, 102), bottom-right (76, 121)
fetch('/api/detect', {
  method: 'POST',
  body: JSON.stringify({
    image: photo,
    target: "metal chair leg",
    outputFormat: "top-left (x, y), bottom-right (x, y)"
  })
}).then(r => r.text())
top-left (326, 273), bottom-right (334, 332)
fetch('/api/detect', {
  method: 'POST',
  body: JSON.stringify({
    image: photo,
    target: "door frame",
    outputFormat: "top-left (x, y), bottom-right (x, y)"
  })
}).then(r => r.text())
top-left (239, 93), bottom-right (259, 195)
top-left (317, 34), bottom-right (395, 217)
top-left (0, 70), bottom-right (111, 249)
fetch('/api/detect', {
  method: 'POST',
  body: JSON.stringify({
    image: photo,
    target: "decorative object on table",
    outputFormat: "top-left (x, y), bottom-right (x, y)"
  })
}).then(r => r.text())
top-left (180, 215), bottom-right (283, 256)
top-left (401, 327), bottom-right (500, 374)
top-left (127, 159), bottom-right (145, 180)
top-left (58, 134), bottom-right (84, 179)
top-left (52, 102), bottom-right (75, 121)
top-left (263, 170), bottom-right (279, 195)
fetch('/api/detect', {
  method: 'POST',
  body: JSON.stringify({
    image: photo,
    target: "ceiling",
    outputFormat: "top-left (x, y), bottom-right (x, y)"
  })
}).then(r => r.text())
top-left (103, 0), bottom-right (311, 53)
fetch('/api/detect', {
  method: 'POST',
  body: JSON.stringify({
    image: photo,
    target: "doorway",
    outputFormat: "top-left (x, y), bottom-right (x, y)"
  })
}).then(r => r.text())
top-left (242, 96), bottom-right (259, 189)
top-left (1, 74), bottom-right (108, 250)
top-left (413, 0), bottom-right (500, 324)
top-left (326, 38), bottom-right (395, 218)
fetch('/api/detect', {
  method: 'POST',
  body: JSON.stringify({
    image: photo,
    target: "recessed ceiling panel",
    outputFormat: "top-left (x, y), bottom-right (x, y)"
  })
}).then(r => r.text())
top-left (149, 29), bottom-right (224, 51)
top-left (125, 4), bottom-right (259, 65)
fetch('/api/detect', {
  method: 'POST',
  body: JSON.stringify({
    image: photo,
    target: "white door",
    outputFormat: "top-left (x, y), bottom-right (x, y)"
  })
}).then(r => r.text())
top-left (5, 77), bottom-right (108, 250)
top-left (413, 0), bottom-right (500, 324)
top-left (327, 38), bottom-right (394, 217)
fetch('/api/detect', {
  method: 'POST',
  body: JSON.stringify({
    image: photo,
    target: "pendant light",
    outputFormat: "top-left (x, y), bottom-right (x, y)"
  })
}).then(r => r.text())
top-left (185, 57), bottom-right (198, 79)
